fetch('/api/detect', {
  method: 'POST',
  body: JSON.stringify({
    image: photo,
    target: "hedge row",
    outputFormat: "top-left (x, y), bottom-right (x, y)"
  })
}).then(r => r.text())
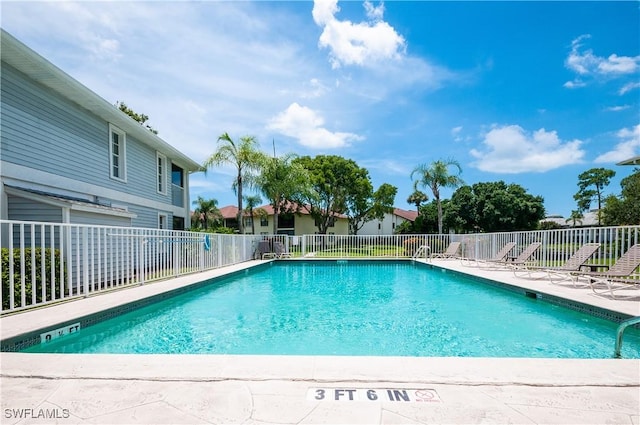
top-left (1, 248), bottom-right (65, 310)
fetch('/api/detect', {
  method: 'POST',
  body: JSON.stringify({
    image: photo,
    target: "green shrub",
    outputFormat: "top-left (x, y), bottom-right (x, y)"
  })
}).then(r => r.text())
top-left (403, 237), bottom-right (427, 256)
top-left (1, 248), bottom-right (65, 310)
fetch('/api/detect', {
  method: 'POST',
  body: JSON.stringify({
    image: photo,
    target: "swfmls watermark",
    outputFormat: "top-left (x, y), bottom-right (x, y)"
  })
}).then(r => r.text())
top-left (4, 408), bottom-right (71, 420)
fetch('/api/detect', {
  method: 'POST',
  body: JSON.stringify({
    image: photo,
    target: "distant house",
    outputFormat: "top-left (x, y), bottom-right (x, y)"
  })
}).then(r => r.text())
top-left (218, 204), bottom-right (349, 235)
top-left (358, 208), bottom-right (418, 235)
top-left (541, 210), bottom-right (602, 228)
top-left (0, 30), bottom-right (200, 229)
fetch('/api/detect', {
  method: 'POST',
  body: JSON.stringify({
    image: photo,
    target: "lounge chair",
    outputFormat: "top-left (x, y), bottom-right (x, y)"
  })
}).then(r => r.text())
top-left (274, 241), bottom-right (291, 258)
top-left (567, 244), bottom-right (640, 299)
top-left (479, 242), bottom-right (542, 270)
top-left (256, 240), bottom-right (277, 259)
top-left (431, 241), bottom-right (462, 259)
top-left (461, 241), bottom-right (517, 267)
top-left (512, 243), bottom-right (600, 281)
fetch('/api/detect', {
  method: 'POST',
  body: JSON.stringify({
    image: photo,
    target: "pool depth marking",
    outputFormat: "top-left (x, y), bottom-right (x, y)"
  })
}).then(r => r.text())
top-left (40, 323), bottom-right (81, 344)
top-left (307, 388), bottom-right (441, 403)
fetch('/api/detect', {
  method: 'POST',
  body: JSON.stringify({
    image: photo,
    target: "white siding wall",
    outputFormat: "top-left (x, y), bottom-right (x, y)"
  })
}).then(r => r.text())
top-left (359, 213), bottom-right (409, 235)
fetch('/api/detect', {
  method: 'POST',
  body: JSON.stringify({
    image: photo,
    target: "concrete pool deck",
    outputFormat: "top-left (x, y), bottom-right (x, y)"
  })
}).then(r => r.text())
top-left (1, 258), bottom-right (639, 424)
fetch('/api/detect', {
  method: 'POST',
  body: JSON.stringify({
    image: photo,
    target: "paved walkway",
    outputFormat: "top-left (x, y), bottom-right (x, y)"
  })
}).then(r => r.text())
top-left (1, 259), bottom-right (639, 424)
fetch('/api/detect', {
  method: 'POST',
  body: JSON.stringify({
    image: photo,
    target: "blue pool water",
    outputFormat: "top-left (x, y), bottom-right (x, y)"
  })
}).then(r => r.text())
top-left (23, 261), bottom-right (640, 358)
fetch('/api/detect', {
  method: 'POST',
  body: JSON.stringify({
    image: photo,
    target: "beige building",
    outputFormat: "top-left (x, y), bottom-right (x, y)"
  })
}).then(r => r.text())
top-left (219, 204), bottom-right (349, 236)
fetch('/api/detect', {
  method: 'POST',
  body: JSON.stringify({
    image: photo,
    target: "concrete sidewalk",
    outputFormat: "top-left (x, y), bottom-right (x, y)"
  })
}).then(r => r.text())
top-left (1, 353), bottom-right (639, 424)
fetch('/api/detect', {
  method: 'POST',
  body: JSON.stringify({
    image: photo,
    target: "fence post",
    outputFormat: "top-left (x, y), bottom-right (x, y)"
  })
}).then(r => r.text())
top-left (83, 227), bottom-right (89, 296)
top-left (200, 236), bottom-right (204, 272)
top-left (232, 237), bottom-right (237, 264)
top-left (174, 236), bottom-right (179, 277)
top-left (138, 236), bottom-right (145, 285)
top-left (8, 224), bottom-right (15, 310)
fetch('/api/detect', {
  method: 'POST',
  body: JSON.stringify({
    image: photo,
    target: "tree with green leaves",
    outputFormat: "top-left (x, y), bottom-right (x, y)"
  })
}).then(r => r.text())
top-left (539, 220), bottom-right (562, 230)
top-left (443, 185), bottom-right (477, 232)
top-left (255, 153), bottom-right (310, 234)
top-left (406, 190), bottom-right (429, 212)
top-left (602, 168), bottom-right (640, 225)
top-left (573, 167), bottom-right (615, 225)
top-left (346, 182), bottom-right (397, 235)
top-left (393, 220), bottom-right (415, 235)
top-left (243, 194), bottom-right (262, 234)
top-left (191, 196), bottom-right (222, 230)
top-left (293, 155), bottom-right (369, 234)
top-left (446, 181), bottom-right (545, 233)
top-left (416, 200), bottom-right (444, 233)
top-left (565, 210), bottom-right (584, 227)
top-left (115, 101), bottom-right (158, 134)
top-left (202, 133), bottom-right (267, 234)
top-left (411, 158), bottom-right (464, 234)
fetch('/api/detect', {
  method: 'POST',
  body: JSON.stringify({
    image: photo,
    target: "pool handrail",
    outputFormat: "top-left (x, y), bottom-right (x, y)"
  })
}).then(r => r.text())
top-left (614, 315), bottom-right (640, 358)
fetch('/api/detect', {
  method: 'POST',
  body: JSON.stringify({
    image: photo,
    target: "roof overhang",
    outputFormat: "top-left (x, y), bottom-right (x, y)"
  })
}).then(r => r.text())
top-left (0, 29), bottom-right (201, 172)
top-left (5, 186), bottom-right (137, 219)
top-left (617, 156), bottom-right (640, 166)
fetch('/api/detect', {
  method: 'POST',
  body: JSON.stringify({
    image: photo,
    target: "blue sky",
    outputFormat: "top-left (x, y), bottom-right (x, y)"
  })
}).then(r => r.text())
top-left (2, 1), bottom-right (639, 218)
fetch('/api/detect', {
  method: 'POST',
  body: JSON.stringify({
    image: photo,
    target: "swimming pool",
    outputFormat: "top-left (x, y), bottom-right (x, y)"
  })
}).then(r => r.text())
top-left (22, 261), bottom-right (640, 358)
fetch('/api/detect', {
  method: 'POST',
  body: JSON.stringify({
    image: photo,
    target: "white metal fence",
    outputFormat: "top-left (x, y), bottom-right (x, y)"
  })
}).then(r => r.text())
top-left (297, 227), bottom-right (640, 267)
top-left (2, 219), bottom-right (639, 313)
top-left (0, 220), bottom-right (273, 313)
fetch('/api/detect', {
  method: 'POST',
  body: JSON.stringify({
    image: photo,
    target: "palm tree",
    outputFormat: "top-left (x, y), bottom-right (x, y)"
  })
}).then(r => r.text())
top-left (243, 194), bottom-right (262, 234)
top-left (255, 153), bottom-right (310, 234)
top-left (411, 158), bottom-right (464, 234)
top-left (191, 196), bottom-right (221, 230)
top-left (407, 190), bottom-right (429, 212)
top-left (565, 210), bottom-right (584, 227)
top-left (202, 133), bottom-right (267, 234)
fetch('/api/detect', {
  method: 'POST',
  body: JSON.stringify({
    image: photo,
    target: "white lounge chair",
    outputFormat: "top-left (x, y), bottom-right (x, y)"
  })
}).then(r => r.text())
top-left (431, 241), bottom-right (462, 259)
top-left (512, 243), bottom-right (600, 281)
top-left (274, 241), bottom-right (291, 258)
top-left (256, 240), bottom-right (277, 259)
top-left (479, 242), bottom-right (542, 271)
top-left (567, 244), bottom-right (640, 299)
top-left (462, 241), bottom-right (516, 267)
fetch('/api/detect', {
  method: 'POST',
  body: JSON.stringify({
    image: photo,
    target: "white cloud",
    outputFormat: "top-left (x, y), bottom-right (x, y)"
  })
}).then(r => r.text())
top-left (312, 0), bottom-right (340, 25)
top-left (563, 79), bottom-right (586, 89)
top-left (564, 34), bottom-right (640, 88)
top-left (300, 78), bottom-right (331, 99)
top-left (598, 54), bottom-right (640, 74)
top-left (87, 37), bottom-right (121, 62)
top-left (605, 105), bottom-right (630, 112)
top-left (312, 0), bottom-right (406, 69)
top-left (565, 34), bottom-right (597, 75)
top-left (364, 1), bottom-right (385, 21)
top-left (619, 82), bottom-right (640, 95)
top-left (451, 126), bottom-right (464, 142)
top-left (594, 124), bottom-right (640, 163)
top-left (267, 102), bottom-right (364, 149)
top-left (359, 158), bottom-right (409, 176)
top-left (470, 125), bottom-right (585, 173)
